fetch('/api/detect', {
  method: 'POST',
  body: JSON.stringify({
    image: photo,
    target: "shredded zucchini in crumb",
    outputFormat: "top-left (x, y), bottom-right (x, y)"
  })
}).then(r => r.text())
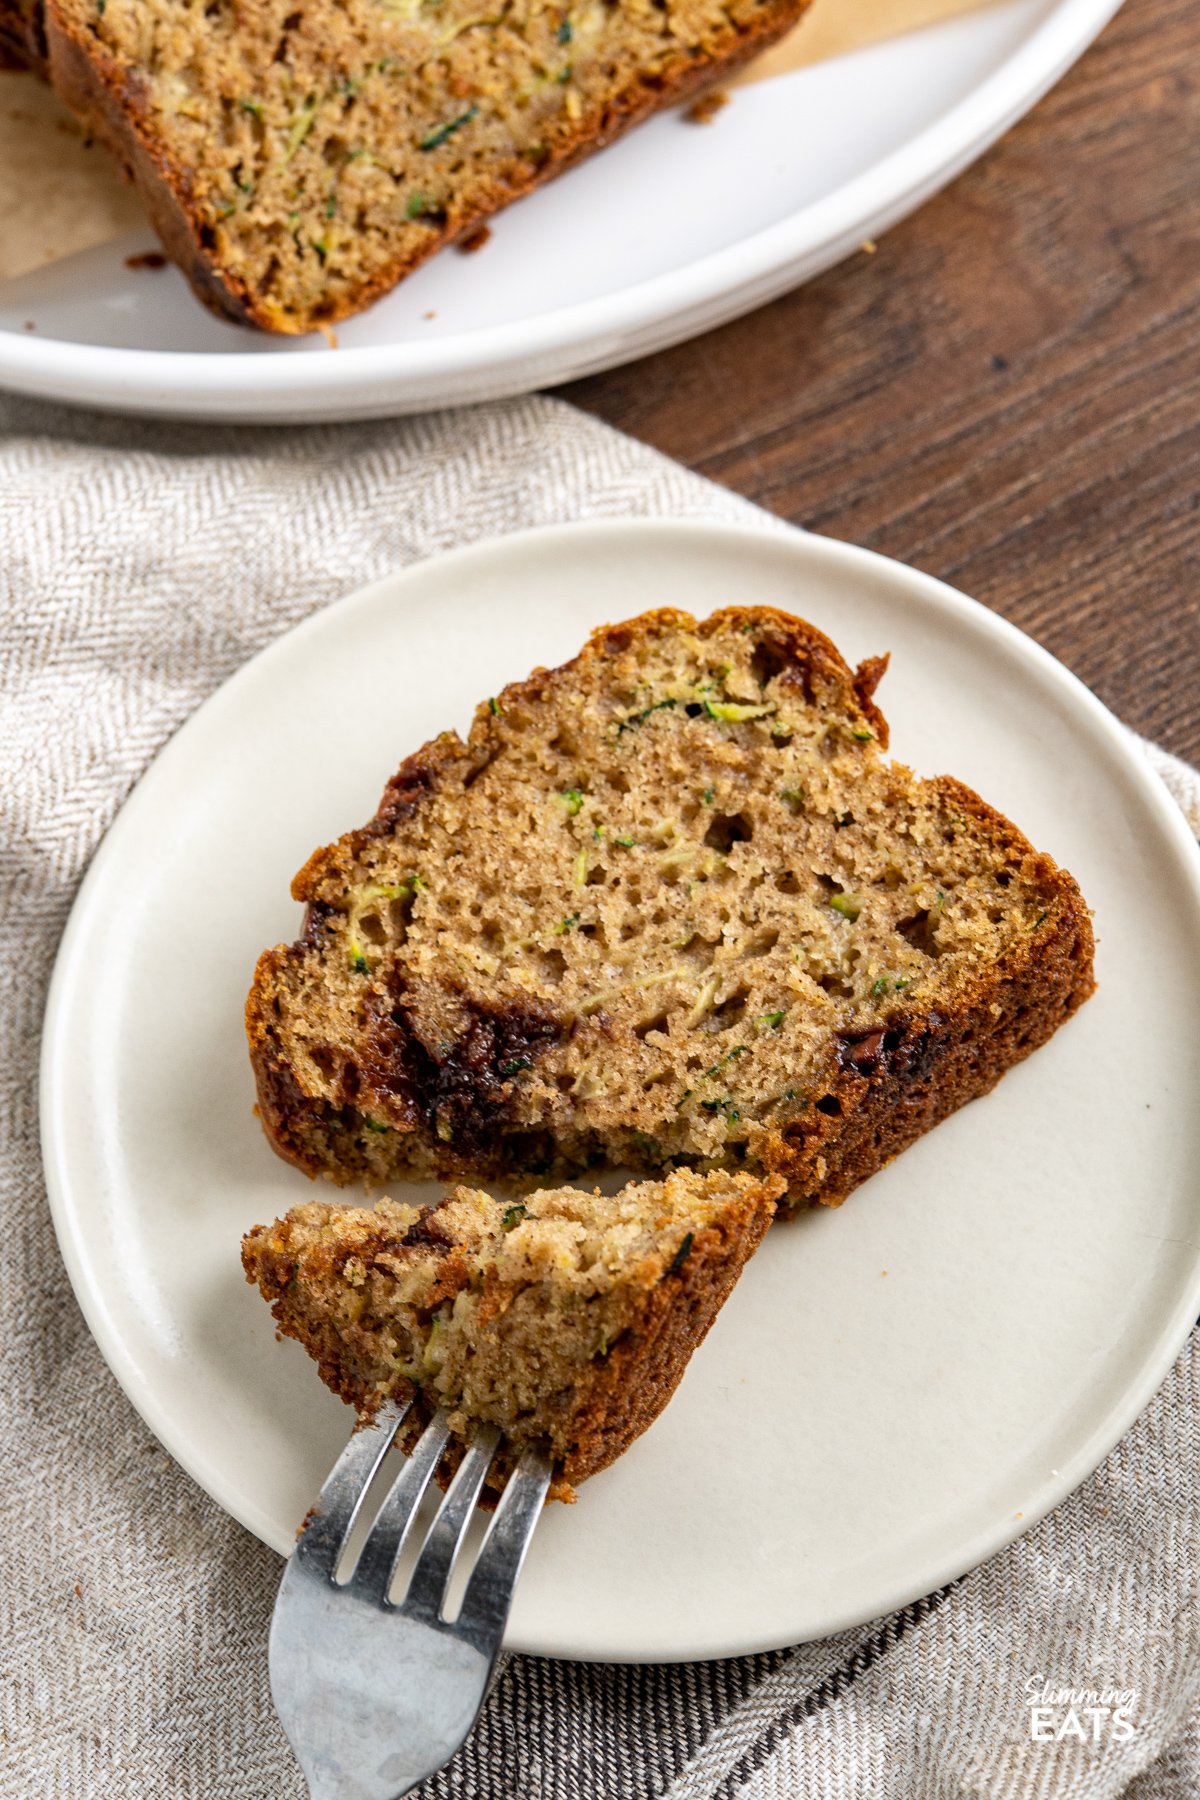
top-left (704, 699), bottom-right (775, 723)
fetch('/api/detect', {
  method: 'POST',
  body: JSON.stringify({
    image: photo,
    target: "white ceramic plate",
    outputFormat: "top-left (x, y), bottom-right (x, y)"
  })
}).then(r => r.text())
top-left (1, 0), bottom-right (1120, 421)
top-left (42, 519), bottom-right (1200, 1662)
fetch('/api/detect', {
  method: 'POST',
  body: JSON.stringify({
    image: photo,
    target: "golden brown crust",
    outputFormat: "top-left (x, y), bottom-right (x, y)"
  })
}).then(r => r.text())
top-left (44, 9), bottom-right (263, 328)
top-left (761, 838), bottom-right (1095, 1206)
top-left (541, 1180), bottom-right (775, 1484)
top-left (247, 1014), bottom-right (350, 1181)
top-left (41, 0), bottom-right (811, 334)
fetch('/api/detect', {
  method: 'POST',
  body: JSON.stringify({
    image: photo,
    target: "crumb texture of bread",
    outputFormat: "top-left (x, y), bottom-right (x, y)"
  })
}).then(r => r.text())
top-left (242, 1167), bottom-right (782, 1490)
top-left (40, 0), bottom-right (811, 332)
top-left (247, 604), bottom-right (1096, 1205)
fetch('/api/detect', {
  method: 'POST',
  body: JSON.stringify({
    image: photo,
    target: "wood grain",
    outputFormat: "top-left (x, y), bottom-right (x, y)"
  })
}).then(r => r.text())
top-left (563, 0), bottom-right (1200, 768)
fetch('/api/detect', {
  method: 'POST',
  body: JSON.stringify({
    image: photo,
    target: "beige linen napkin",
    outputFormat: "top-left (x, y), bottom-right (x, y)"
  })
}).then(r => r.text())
top-left (1, 389), bottom-right (1199, 1800)
top-left (0, 0), bottom-right (1000, 283)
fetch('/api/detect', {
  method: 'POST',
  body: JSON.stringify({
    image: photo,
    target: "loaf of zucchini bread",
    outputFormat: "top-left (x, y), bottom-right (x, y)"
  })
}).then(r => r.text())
top-left (247, 605), bottom-right (1095, 1206)
top-left (243, 1168), bottom-right (782, 1494)
top-left (33, 0), bottom-right (812, 332)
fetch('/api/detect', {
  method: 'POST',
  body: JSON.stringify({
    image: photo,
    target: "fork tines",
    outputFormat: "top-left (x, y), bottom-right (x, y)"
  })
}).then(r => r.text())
top-left (294, 1401), bottom-right (551, 1644)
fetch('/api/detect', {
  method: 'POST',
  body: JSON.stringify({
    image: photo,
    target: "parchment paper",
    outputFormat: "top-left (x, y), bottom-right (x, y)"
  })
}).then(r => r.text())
top-left (0, 0), bottom-right (996, 282)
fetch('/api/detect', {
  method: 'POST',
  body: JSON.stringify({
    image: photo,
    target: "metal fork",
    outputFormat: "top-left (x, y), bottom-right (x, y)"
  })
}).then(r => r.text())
top-left (269, 1400), bottom-right (552, 1800)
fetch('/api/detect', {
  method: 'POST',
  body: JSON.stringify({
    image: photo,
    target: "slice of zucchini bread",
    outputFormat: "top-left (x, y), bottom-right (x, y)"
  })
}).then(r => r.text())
top-left (39, 0), bottom-right (811, 333)
top-left (247, 605), bottom-right (1095, 1206)
top-left (243, 1167), bottom-right (782, 1493)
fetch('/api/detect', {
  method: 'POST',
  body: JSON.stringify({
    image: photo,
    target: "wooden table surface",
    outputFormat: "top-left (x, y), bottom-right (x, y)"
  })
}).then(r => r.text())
top-left (563, 0), bottom-right (1200, 769)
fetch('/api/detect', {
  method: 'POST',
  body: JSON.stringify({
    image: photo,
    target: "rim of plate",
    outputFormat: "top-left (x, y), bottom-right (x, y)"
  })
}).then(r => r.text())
top-left (39, 518), bottom-right (1200, 1658)
top-left (1, 0), bottom-right (1122, 413)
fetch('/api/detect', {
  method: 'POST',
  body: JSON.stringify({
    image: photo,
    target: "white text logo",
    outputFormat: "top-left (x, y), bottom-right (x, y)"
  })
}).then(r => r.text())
top-left (1025, 1677), bottom-right (1138, 1743)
